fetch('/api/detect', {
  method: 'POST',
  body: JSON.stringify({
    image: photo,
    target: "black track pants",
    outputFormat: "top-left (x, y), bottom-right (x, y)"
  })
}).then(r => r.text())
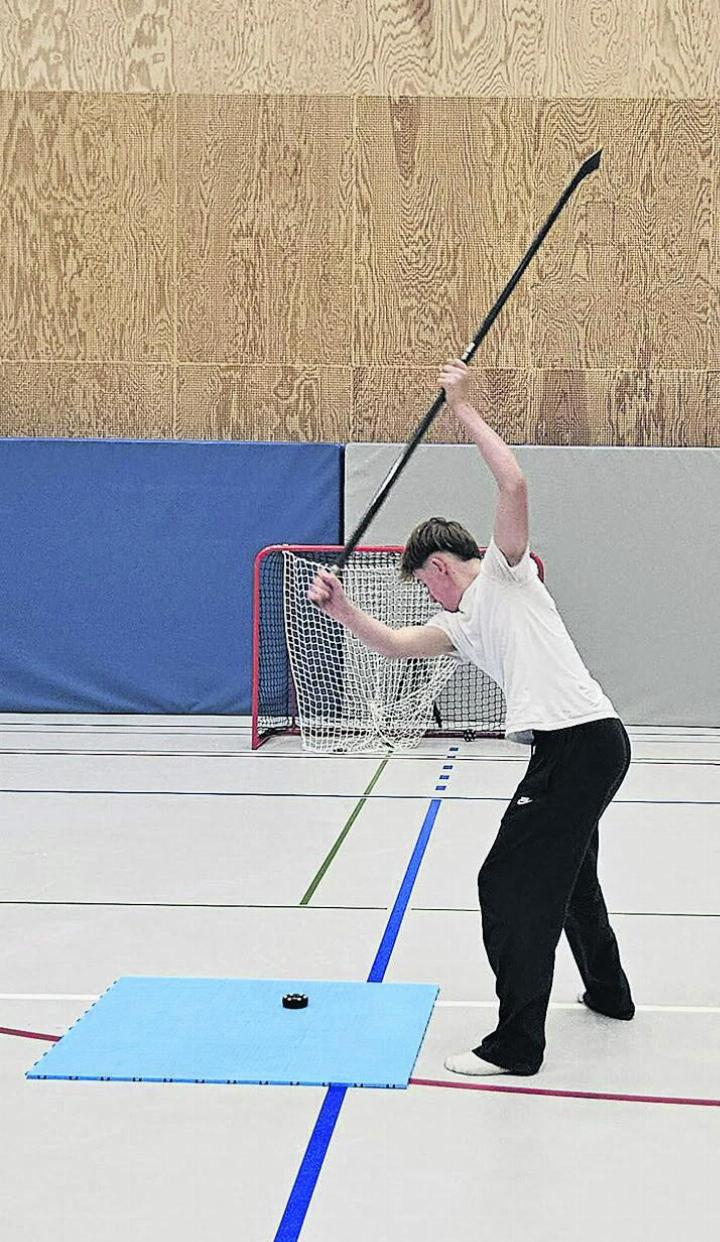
top-left (475, 716), bottom-right (634, 1075)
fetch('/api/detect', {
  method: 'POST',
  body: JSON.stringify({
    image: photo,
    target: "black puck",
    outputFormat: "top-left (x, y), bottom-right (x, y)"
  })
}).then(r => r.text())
top-left (282, 993), bottom-right (308, 1009)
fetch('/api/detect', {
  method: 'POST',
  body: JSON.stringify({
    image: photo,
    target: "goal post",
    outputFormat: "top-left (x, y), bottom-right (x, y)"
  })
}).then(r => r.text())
top-left (251, 544), bottom-right (545, 752)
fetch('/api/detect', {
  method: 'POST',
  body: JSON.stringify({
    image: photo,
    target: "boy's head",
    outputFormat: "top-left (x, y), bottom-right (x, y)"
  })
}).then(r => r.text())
top-left (399, 518), bottom-right (482, 611)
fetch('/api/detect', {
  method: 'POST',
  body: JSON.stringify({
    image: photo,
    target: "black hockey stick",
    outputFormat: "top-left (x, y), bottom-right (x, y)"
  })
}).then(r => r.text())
top-left (334, 149), bottom-right (602, 571)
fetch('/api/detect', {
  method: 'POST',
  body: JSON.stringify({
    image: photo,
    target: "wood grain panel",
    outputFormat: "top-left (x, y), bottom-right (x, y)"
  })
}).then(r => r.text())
top-left (539, 0), bottom-right (720, 98)
top-left (174, 365), bottom-right (352, 440)
top-left (708, 100), bottom-right (720, 370)
top-left (3, 0), bottom-right (718, 99)
top-left (531, 369), bottom-right (708, 445)
top-left (351, 367), bottom-right (532, 444)
top-left (173, 0), bottom-right (349, 96)
top-left (355, 97), bottom-right (536, 369)
top-left (124, 0), bottom-right (173, 91)
top-left (174, 0), bottom-right (720, 100)
top-left (0, 0), bottom-right (172, 92)
top-left (0, 362), bottom-right (173, 436)
top-left (648, 100), bottom-right (713, 370)
top-left (0, 91), bottom-right (174, 361)
top-left (174, 0), bottom-right (537, 97)
top-left (177, 95), bottom-right (353, 364)
top-left (641, 0), bottom-right (720, 98)
top-left (538, 1), bottom-right (644, 98)
top-left (531, 99), bottom-right (712, 371)
top-left (344, 0), bottom-right (538, 98)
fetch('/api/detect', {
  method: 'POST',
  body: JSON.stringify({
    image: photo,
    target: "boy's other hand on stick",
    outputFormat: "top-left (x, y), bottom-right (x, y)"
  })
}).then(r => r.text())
top-left (308, 568), bottom-right (352, 623)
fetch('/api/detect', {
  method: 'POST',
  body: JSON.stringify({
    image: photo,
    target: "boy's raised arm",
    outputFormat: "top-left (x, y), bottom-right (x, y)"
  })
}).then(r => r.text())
top-left (440, 359), bottom-right (529, 566)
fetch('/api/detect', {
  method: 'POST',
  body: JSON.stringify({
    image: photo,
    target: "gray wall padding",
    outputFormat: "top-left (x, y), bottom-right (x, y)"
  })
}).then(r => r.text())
top-left (345, 445), bottom-right (720, 728)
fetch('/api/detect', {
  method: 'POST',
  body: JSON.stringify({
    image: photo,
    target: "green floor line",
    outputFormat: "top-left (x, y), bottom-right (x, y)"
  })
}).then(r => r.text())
top-left (299, 757), bottom-right (390, 906)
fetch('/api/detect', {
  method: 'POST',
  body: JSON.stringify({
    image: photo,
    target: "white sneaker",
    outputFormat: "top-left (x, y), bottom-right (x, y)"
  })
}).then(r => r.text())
top-left (444, 1051), bottom-right (509, 1076)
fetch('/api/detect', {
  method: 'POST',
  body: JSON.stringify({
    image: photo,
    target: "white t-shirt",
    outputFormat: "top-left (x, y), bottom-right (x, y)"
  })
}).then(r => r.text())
top-left (424, 538), bottom-right (619, 745)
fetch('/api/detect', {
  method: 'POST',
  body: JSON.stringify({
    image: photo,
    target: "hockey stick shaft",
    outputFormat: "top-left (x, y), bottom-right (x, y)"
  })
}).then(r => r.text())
top-left (335, 149), bottom-right (602, 571)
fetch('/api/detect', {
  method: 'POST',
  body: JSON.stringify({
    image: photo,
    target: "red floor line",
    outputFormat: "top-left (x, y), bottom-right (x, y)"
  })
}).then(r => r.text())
top-left (2, 1027), bottom-right (716, 1108)
top-left (409, 1076), bottom-right (720, 1108)
top-left (0, 1025), bottom-right (60, 1043)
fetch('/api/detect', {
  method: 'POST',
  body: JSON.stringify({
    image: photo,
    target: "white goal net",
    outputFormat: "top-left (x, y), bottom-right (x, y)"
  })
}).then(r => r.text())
top-left (251, 544), bottom-right (530, 752)
top-left (283, 551), bottom-right (460, 752)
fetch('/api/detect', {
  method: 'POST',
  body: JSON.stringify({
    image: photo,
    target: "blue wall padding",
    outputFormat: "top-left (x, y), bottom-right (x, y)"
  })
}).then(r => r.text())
top-left (0, 439), bottom-right (342, 713)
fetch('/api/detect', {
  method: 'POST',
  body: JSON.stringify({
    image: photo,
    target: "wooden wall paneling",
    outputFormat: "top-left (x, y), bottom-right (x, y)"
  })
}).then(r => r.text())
top-left (173, 0), bottom-right (349, 96)
top-left (0, 0), bottom-right (173, 93)
top-left (537, 0), bottom-right (645, 98)
top-left (176, 95), bottom-right (353, 365)
top-left (530, 368), bottom-right (597, 444)
top-left (605, 369), bottom-right (709, 445)
top-left (174, 365), bottom-right (352, 440)
top-left (3, 0), bottom-right (720, 101)
top-left (643, 100), bottom-right (713, 371)
top-left (531, 100), bottom-right (648, 371)
top-left (536, 0), bottom-right (720, 99)
top-left (173, 0), bottom-right (538, 98)
top-left (346, 0), bottom-right (538, 98)
top-left (531, 99), bottom-right (713, 372)
top-left (708, 100), bottom-right (720, 374)
top-left (354, 97), bottom-right (536, 370)
top-left (531, 368), bottom-right (708, 446)
top-left (0, 91), bottom-right (174, 362)
top-left (351, 366), bottom-right (532, 444)
top-left (0, 362), bottom-right (174, 437)
top-left (125, 0), bottom-right (173, 92)
top-left (642, 0), bottom-right (720, 99)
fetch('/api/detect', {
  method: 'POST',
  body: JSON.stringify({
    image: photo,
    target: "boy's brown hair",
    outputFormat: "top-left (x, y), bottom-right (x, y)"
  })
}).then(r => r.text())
top-left (399, 517), bottom-right (482, 581)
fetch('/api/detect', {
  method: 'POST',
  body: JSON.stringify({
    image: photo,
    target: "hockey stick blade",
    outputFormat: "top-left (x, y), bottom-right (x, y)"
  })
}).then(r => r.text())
top-left (334, 149), bottom-right (602, 572)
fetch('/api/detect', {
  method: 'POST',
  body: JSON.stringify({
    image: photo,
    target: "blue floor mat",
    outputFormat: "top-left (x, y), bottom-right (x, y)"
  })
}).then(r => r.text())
top-left (27, 977), bottom-right (439, 1088)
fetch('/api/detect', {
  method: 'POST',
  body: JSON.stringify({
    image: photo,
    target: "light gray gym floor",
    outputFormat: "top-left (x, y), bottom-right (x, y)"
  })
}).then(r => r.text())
top-left (1, 715), bottom-right (718, 1241)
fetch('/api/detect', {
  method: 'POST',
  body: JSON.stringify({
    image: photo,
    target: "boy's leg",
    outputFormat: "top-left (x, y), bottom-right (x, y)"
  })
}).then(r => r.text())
top-left (467, 719), bottom-right (632, 1075)
top-left (564, 826), bottom-right (635, 1019)
top-left (472, 798), bottom-right (581, 1074)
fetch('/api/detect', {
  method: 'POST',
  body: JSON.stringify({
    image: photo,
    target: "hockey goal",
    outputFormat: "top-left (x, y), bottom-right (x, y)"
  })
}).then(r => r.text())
top-left (251, 544), bottom-right (544, 752)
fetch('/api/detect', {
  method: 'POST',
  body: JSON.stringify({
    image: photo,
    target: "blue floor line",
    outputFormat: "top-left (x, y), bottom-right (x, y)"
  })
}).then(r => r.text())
top-left (367, 800), bottom-right (442, 985)
top-left (272, 778), bottom-right (448, 1239)
top-left (261, 1085), bottom-right (347, 1242)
